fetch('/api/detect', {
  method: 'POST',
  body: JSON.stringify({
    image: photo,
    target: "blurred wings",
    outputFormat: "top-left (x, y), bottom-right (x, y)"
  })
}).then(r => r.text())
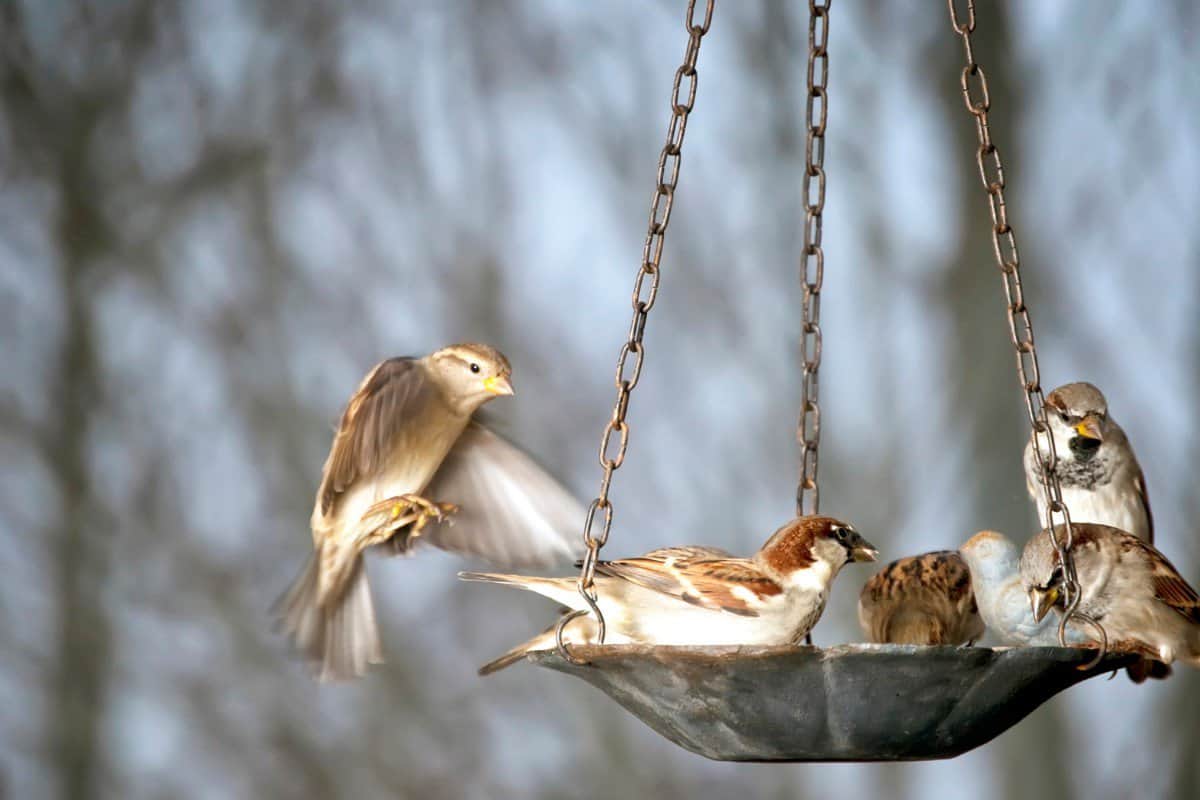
top-left (318, 357), bottom-right (430, 516)
top-left (596, 550), bottom-right (780, 617)
top-left (423, 423), bottom-right (584, 568)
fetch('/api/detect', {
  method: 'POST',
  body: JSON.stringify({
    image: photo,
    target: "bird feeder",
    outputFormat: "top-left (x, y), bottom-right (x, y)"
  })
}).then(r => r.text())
top-left (524, 0), bottom-right (1118, 762)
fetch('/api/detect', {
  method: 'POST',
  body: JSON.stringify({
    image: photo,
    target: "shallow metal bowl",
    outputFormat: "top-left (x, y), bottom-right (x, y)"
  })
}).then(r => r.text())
top-left (530, 643), bottom-right (1132, 762)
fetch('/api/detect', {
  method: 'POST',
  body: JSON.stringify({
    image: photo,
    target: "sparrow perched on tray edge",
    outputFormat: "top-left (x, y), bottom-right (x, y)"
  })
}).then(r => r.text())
top-left (461, 515), bottom-right (878, 674)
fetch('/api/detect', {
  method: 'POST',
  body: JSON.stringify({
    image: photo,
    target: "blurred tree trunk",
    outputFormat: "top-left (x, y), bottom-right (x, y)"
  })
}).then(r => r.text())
top-left (46, 110), bottom-right (114, 800)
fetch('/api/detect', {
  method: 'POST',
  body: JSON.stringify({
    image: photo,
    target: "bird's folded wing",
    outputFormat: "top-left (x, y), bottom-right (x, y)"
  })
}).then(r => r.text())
top-left (318, 357), bottom-right (429, 516)
top-left (1133, 467), bottom-right (1155, 544)
top-left (1147, 551), bottom-right (1200, 625)
top-left (423, 423), bottom-right (584, 568)
top-left (596, 556), bottom-right (780, 617)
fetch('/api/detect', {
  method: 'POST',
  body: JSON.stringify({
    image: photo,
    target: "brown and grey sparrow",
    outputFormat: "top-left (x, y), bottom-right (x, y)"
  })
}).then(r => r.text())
top-left (1020, 523), bottom-right (1200, 671)
top-left (276, 344), bottom-right (583, 681)
top-left (1024, 382), bottom-right (1152, 543)
top-left (857, 551), bottom-right (984, 646)
top-left (460, 516), bottom-right (878, 674)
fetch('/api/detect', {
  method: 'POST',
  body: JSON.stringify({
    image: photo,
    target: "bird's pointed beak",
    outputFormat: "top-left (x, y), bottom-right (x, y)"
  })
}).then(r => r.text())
top-left (1028, 586), bottom-right (1059, 623)
top-left (1074, 414), bottom-right (1103, 442)
top-left (484, 374), bottom-right (514, 396)
top-left (849, 537), bottom-right (879, 563)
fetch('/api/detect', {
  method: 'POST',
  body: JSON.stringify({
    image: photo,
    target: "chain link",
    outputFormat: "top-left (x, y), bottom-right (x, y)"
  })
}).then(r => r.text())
top-left (795, 0), bottom-right (831, 518)
top-left (945, 0), bottom-right (1105, 659)
top-left (556, 0), bottom-right (715, 664)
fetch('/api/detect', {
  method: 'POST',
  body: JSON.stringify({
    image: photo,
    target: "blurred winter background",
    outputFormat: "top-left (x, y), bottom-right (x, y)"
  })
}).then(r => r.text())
top-left (1, 0), bottom-right (1197, 798)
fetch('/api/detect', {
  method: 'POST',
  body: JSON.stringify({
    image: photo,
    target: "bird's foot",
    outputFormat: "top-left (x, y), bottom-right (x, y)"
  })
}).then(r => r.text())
top-left (369, 494), bottom-right (458, 533)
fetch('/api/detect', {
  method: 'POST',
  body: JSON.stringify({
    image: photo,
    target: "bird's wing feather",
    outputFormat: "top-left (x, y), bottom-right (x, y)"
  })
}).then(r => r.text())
top-left (1145, 551), bottom-right (1200, 625)
top-left (597, 556), bottom-right (780, 617)
top-left (318, 358), bottom-right (430, 516)
top-left (1133, 466), bottom-right (1154, 544)
top-left (422, 423), bottom-right (584, 568)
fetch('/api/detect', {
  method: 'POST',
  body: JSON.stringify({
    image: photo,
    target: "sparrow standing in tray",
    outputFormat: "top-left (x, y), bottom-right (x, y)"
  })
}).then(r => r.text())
top-left (958, 530), bottom-right (1089, 647)
top-left (1024, 382), bottom-right (1153, 543)
top-left (1020, 523), bottom-right (1200, 670)
top-left (460, 516), bottom-right (878, 675)
top-left (277, 344), bottom-right (583, 681)
top-left (857, 551), bottom-right (984, 646)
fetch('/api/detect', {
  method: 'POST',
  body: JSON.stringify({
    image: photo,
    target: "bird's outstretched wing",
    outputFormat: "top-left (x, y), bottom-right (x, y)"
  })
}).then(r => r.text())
top-left (423, 423), bottom-right (584, 568)
top-left (317, 357), bottom-right (430, 516)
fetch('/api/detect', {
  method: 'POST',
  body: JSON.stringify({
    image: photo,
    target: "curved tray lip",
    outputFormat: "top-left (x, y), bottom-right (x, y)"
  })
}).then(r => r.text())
top-left (528, 641), bottom-right (1133, 666)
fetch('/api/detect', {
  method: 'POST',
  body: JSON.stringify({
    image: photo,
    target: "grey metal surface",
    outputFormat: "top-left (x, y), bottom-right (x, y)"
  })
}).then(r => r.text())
top-left (530, 643), bottom-right (1134, 762)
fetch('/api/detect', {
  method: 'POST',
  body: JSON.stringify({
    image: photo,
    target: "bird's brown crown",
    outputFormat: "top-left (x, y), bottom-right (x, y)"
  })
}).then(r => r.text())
top-left (757, 515), bottom-right (876, 575)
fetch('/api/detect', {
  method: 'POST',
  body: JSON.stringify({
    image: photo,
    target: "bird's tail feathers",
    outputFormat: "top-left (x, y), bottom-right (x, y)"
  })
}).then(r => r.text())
top-left (1125, 657), bottom-right (1173, 684)
top-left (275, 550), bottom-right (383, 681)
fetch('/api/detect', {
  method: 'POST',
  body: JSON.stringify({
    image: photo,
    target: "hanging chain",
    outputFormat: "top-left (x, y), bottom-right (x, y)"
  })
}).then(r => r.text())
top-left (795, 0), bottom-right (831, 518)
top-left (945, 0), bottom-right (1105, 659)
top-left (555, 0), bottom-right (715, 664)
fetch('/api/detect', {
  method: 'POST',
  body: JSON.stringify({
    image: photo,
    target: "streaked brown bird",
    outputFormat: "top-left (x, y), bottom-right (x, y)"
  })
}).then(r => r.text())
top-left (462, 516), bottom-right (878, 675)
top-left (857, 551), bottom-right (984, 646)
top-left (1021, 523), bottom-right (1200, 672)
top-left (276, 343), bottom-right (583, 681)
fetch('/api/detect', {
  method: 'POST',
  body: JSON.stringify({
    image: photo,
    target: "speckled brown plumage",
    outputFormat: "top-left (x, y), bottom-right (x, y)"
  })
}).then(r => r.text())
top-left (858, 551), bottom-right (984, 646)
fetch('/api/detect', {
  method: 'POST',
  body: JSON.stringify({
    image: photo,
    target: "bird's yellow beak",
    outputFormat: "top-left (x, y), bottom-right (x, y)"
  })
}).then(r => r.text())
top-left (483, 374), bottom-right (514, 396)
top-left (1028, 586), bottom-right (1059, 623)
top-left (1074, 414), bottom-right (1103, 442)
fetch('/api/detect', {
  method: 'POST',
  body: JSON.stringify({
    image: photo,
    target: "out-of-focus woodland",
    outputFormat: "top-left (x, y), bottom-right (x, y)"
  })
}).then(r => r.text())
top-left (1, 2), bottom-right (1197, 798)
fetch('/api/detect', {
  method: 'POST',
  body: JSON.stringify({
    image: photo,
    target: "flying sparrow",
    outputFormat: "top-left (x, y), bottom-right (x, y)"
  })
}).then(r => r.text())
top-left (857, 551), bottom-right (984, 646)
top-left (276, 344), bottom-right (583, 681)
top-left (460, 516), bottom-right (878, 675)
top-left (958, 530), bottom-right (1090, 648)
top-left (1020, 523), bottom-right (1199, 673)
top-left (1024, 382), bottom-right (1152, 543)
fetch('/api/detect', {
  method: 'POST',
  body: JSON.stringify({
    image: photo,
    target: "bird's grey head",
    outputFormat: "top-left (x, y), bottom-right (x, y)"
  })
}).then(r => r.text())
top-left (428, 343), bottom-right (514, 412)
top-left (1018, 531), bottom-right (1066, 622)
top-left (959, 530), bottom-right (1020, 580)
top-left (1044, 382), bottom-right (1110, 464)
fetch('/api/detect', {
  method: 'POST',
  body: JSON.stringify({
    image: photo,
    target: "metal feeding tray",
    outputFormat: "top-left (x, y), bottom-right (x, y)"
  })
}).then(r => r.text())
top-left (530, 643), bottom-right (1134, 762)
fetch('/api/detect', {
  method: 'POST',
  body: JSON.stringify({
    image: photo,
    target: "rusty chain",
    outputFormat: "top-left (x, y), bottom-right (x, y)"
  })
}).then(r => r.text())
top-left (795, 0), bottom-right (830, 518)
top-left (556, 0), bottom-right (715, 664)
top-left (945, 0), bottom-right (1105, 659)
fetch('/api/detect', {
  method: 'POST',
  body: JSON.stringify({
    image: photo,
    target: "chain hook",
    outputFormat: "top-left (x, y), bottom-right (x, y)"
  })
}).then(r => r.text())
top-left (557, 0), bottom-right (716, 664)
top-left (943, 0), bottom-right (1101, 657)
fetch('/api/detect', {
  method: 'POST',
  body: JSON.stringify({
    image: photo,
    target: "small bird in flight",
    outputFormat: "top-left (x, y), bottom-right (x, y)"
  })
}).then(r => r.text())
top-left (276, 344), bottom-right (582, 681)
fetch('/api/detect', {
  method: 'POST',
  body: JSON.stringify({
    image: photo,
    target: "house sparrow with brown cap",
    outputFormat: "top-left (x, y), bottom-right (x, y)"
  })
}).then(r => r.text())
top-left (857, 551), bottom-right (984, 646)
top-left (1020, 523), bottom-right (1200, 671)
top-left (1025, 382), bottom-right (1153, 543)
top-left (460, 516), bottom-right (878, 674)
top-left (276, 344), bottom-right (583, 681)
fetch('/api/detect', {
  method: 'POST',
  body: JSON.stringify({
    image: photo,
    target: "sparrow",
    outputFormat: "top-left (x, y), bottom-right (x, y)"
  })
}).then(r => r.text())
top-left (1020, 523), bottom-right (1200, 674)
top-left (1024, 382), bottom-right (1153, 543)
top-left (958, 530), bottom-right (1090, 647)
top-left (857, 551), bottom-right (984, 646)
top-left (276, 344), bottom-right (583, 681)
top-left (460, 516), bottom-right (878, 675)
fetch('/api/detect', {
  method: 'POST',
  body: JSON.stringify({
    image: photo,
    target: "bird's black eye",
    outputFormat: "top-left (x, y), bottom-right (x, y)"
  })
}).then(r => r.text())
top-left (833, 526), bottom-right (850, 543)
top-left (470, 363), bottom-right (481, 373)
top-left (1048, 565), bottom-right (1064, 586)
top-left (1057, 411), bottom-right (1070, 423)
